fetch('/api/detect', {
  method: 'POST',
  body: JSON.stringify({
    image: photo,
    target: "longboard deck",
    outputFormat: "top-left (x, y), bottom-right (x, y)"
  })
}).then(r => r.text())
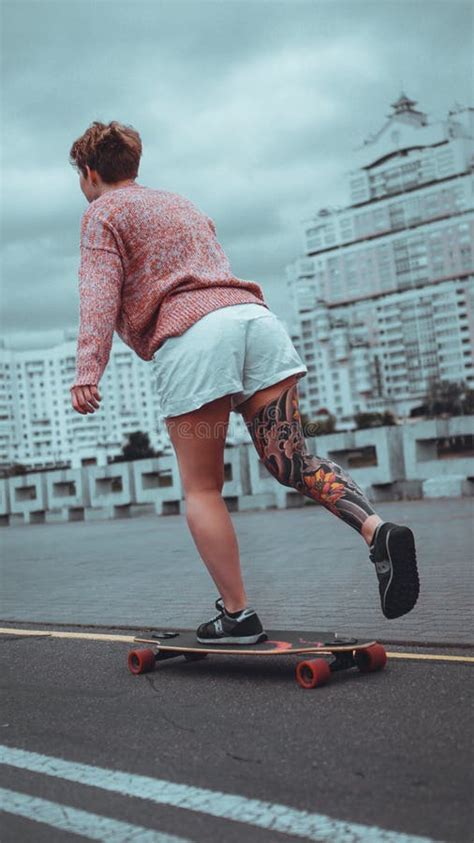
top-left (133, 629), bottom-right (376, 656)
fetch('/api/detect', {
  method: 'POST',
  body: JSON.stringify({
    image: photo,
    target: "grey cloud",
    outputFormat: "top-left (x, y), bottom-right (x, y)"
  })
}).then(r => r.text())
top-left (1, 0), bottom-right (472, 343)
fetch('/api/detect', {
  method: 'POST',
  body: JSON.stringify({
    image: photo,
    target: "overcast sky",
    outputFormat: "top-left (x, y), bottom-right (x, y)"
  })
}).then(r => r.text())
top-left (1, 0), bottom-right (471, 350)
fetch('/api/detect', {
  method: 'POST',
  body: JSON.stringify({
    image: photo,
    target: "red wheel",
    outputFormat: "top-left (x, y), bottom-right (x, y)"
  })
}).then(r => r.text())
top-left (128, 648), bottom-right (156, 675)
top-left (296, 658), bottom-right (331, 689)
top-left (354, 644), bottom-right (387, 673)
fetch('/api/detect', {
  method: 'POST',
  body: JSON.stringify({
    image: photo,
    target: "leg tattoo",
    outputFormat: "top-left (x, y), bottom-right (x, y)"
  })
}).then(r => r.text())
top-left (245, 382), bottom-right (376, 534)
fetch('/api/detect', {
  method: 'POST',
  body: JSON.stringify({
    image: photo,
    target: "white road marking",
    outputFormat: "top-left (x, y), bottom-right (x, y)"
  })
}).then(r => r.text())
top-left (0, 786), bottom-right (193, 842)
top-left (0, 745), bottom-right (440, 843)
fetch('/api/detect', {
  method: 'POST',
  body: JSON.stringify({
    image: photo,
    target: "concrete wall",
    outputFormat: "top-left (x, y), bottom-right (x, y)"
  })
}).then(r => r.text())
top-left (402, 417), bottom-right (474, 480)
top-left (2, 417), bottom-right (473, 526)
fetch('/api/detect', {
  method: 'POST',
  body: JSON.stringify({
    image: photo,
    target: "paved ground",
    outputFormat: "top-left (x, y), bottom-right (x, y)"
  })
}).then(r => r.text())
top-left (0, 628), bottom-right (473, 842)
top-left (1, 499), bottom-right (473, 642)
top-left (1, 499), bottom-right (473, 841)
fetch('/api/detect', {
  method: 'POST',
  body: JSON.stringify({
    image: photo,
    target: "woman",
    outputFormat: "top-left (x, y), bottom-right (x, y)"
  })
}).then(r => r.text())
top-left (69, 120), bottom-right (419, 644)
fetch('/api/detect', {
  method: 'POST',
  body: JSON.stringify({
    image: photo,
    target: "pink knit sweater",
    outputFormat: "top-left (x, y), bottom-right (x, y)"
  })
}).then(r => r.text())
top-left (71, 183), bottom-right (268, 387)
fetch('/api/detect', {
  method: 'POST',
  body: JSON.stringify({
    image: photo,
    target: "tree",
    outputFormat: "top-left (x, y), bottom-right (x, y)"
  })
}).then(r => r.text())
top-left (463, 389), bottom-right (474, 415)
top-left (355, 411), bottom-right (397, 429)
top-left (424, 379), bottom-right (468, 418)
top-left (301, 412), bottom-right (336, 437)
top-left (0, 463), bottom-right (28, 478)
top-left (409, 404), bottom-right (427, 418)
top-left (112, 431), bottom-right (159, 462)
top-left (300, 413), bottom-right (319, 437)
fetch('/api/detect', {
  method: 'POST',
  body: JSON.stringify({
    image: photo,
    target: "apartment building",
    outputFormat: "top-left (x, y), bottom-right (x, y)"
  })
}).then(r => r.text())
top-left (0, 329), bottom-right (252, 471)
top-left (0, 333), bottom-right (162, 469)
top-left (287, 94), bottom-right (474, 423)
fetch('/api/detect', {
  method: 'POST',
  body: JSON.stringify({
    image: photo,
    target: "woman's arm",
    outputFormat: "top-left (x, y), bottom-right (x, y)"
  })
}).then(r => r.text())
top-left (70, 211), bottom-right (124, 409)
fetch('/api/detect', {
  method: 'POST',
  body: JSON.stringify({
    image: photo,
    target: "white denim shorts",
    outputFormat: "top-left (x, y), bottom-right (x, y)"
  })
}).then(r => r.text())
top-left (151, 303), bottom-right (308, 419)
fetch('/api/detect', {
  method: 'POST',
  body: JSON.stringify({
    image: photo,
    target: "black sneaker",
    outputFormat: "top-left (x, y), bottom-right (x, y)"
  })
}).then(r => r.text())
top-left (196, 598), bottom-right (267, 644)
top-left (369, 522), bottom-right (420, 619)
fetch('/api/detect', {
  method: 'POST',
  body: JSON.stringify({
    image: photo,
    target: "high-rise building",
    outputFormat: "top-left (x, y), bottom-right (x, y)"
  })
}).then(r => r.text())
top-left (287, 94), bottom-right (474, 424)
top-left (0, 331), bottom-right (252, 471)
top-left (0, 333), bottom-right (168, 470)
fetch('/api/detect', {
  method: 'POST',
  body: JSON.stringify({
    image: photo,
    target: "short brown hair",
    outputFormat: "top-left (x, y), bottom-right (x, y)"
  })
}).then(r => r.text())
top-left (69, 120), bottom-right (142, 183)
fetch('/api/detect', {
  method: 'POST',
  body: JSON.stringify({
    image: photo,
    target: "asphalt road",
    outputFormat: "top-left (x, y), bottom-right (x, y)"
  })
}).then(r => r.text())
top-left (0, 629), bottom-right (473, 842)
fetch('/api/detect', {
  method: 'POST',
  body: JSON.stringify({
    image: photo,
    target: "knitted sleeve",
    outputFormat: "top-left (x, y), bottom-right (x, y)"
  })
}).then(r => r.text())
top-left (71, 209), bottom-right (124, 388)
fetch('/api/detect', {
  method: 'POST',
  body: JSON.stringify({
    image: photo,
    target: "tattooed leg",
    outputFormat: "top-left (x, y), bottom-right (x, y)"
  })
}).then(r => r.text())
top-left (245, 381), bottom-right (377, 535)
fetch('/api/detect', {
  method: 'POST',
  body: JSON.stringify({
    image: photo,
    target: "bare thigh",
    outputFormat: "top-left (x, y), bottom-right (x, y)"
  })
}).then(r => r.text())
top-left (238, 374), bottom-right (301, 425)
top-left (165, 394), bottom-right (232, 494)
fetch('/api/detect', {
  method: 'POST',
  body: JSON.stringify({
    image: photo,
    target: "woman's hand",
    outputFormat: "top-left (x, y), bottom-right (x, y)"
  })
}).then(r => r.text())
top-left (70, 384), bottom-right (101, 415)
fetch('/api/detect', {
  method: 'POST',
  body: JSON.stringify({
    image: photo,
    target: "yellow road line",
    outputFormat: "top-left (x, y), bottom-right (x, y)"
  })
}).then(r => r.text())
top-left (1, 627), bottom-right (473, 663)
top-left (386, 651), bottom-right (474, 663)
top-left (0, 627), bottom-right (136, 643)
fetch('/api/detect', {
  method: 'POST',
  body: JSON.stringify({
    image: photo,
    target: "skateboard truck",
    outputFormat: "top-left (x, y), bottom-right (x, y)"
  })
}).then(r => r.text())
top-left (149, 631), bottom-right (180, 640)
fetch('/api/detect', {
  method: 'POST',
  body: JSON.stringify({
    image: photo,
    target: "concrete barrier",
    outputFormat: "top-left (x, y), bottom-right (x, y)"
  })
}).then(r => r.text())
top-left (86, 462), bottom-right (141, 521)
top-left (8, 472), bottom-right (48, 525)
top-left (0, 479), bottom-right (10, 526)
top-left (313, 426), bottom-right (405, 489)
top-left (403, 417), bottom-right (474, 485)
top-left (44, 468), bottom-right (89, 523)
top-left (221, 445), bottom-right (249, 511)
top-left (1, 417), bottom-right (473, 526)
top-left (422, 475), bottom-right (467, 498)
top-left (247, 444), bottom-right (308, 510)
top-left (133, 455), bottom-right (183, 516)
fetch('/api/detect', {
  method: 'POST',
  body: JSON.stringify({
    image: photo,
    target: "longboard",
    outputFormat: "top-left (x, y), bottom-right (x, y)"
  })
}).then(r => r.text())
top-left (127, 629), bottom-right (387, 689)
